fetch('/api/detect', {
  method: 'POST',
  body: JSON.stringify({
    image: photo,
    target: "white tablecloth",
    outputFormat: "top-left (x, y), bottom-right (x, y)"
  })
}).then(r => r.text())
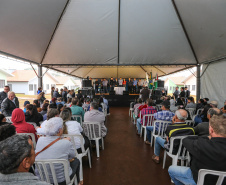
top-left (114, 87), bottom-right (125, 95)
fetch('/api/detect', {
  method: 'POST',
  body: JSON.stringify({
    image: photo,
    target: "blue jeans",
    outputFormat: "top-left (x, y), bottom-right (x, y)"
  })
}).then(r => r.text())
top-left (154, 137), bottom-right (165, 156)
top-left (146, 126), bottom-right (154, 142)
top-left (137, 118), bottom-right (141, 134)
top-left (168, 166), bottom-right (196, 185)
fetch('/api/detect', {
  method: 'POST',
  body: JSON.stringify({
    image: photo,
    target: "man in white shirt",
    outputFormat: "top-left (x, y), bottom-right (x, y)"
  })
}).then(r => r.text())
top-left (118, 77), bottom-right (123, 87)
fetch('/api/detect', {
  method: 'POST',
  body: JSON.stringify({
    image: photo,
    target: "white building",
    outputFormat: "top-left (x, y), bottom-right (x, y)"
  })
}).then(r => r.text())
top-left (56, 76), bottom-right (81, 90)
top-left (181, 72), bottom-right (197, 96)
top-left (0, 69), bottom-right (13, 91)
top-left (7, 70), bottom-right (58, 95)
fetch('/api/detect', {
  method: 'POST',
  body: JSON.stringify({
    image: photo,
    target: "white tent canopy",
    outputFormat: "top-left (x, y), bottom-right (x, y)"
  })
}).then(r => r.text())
top-left (0, 0), bottom-right (226, 78)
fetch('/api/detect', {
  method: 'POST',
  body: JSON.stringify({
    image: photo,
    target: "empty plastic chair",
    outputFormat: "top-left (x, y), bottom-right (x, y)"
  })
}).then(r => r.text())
top-left (140, 114), bottom-right (155, 141)
top-left (5, 116), bottom-right (12, 123)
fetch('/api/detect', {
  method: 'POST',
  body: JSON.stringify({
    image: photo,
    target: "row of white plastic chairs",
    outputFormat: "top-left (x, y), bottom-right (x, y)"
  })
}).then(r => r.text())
top-left (129, 105), bottom-right (225, 185)
top-left (17, 121), bottom-right (104, 183)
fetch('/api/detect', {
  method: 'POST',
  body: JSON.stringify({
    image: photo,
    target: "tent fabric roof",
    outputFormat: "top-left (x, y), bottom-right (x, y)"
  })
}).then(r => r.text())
top-left (0, 0), bottom-right (226, 78)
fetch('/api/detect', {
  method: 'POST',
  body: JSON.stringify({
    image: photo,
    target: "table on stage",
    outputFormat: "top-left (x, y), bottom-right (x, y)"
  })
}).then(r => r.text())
top-left (114, 87), bottom-right (125, 95)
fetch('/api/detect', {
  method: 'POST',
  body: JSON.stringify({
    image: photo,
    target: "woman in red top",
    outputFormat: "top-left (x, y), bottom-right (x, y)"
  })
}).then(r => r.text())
top-left (12, 108), bottom-right (37, 141)
top-left (123, 78), bottom-right (127, 87)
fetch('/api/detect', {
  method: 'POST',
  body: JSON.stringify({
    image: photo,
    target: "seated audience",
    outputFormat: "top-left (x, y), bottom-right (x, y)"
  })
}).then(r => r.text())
top-left (37, 92), bottom-right (46, 105)
top-left (23, 100), bottom-right (30, 113)
top-left (35, 117), bottom-right (81, 185)
top-left (140, 86), bottom-right (150, 102)
top-left (60, 109), bottom-right (90, 153)
top-left (0, 123), bottom-right (16, 141)
top-left (169, 114), bottom-right (226, 185)
top-left (194, 108), bottom-right (222, 136)
top-left (0, 114), bottom-right (7, 125)
top-left (203, 97), bottom-right (209, 105)
top-left (40, 103), bottom-right (49, 116)
top-left (136, 99), bottom-right (157, 135)
top-left (0, 135), bottom-right (51, 185)
top-left (176, 98), bottom-right (184, 106)
top-left (71, 98), bottom-right (85, 122)
top-left (194, 104), bottom-right (212, 126)
top-left (25, 104), bottom-right (43, 127)
top-left (65, 98), bottom-right (72, 107)
top-left (36, 108), bottom-right (59, 135)
top-left (195, 99), bottom-right (205, 113)
top-left (1, 91), bottom-right (19, 116)
top-left (50, 97), bottom-right (57, 104)
top-left (82, 98), bottom-right (91, 110)
top-left (185, 96), bottom-right (196, 109)
top-left (152, 109), bottom-right (194, 164)
top-left (84, 102), bottom-right (107, 138)
top-left (56, 97), bottom-right (65, 105)
top-left (133, 98), bottom-right (143, 119)
top-left (210, 100), bottom-right (218, 108)
top-left (145, 101), bottom-right (174, 145)
top-left (33, 99), bottom-right (42, 112)
top-left (57, 104), bottom-right (64, 114)
top-left (87, 98), bottom-right (102, 112)
top-left (12, 108), bottom-right (37, 141)
top-left (43, 103), bottom-right (57, 121)
top-left (170, 96), bottom-right (177, 112)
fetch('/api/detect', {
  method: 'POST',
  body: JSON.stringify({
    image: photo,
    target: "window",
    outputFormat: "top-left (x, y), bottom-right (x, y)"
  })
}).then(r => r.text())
top-left (192, 85), bottom-right (196, 91)
top-left (46, 84), bottom-right (49, 90)
top-left (29, 84), bottom-right (33, 91)
top-left (170, 86), bottom-right (172, 91)
top-left (51, 84), bottom-right (56, 88)
top-left (0, 80), bottom-right (5, 88)
top-left (187, 85), bottom-right (190, 90)
top-left (173, 87), bottom-right (176, 92)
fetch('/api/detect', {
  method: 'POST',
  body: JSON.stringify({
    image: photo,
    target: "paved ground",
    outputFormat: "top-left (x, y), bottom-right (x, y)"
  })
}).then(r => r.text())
top-left (83, 107), bottom-right (172, 185)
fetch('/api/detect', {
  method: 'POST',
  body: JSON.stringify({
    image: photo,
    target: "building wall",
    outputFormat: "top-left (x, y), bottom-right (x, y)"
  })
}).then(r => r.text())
top-left (28, 75), bottom-right (57, 95)
top-left (183, 76), bottom-right (196, 96)
top-left (0, 72), bottom-right (8, 91)
top-left (7, 82), bottom-right (28, 94)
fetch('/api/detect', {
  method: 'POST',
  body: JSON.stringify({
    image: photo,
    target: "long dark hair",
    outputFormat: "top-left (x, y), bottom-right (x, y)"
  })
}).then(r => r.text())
top-left (26, 104), bottom-right (39, 116)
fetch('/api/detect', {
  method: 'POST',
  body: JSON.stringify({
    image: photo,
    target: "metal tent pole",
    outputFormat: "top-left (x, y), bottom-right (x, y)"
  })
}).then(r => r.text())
top-left (38, 64), bottom-right (43, 89)
top-left (196, 64), bottom-right (201, 103)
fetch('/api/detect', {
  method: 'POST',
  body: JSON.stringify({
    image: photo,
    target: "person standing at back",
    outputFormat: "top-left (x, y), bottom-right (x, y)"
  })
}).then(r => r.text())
top-left (62, 87), bottom-right (68, 102)
top-left (173, 87), bottom-right (180, 101)
top-left (0, 85), bottom-right (10, 110)
top-left (179, 87), bottom-right (185, 98)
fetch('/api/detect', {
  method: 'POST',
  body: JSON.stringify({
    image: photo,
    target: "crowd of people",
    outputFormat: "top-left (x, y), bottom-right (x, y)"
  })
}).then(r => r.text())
top-left (0, 85), bottom-right (109, 185)
top-left (93, 77), bottom-right (149, 94)
top-left (132, 87), bottom-right (226, 185)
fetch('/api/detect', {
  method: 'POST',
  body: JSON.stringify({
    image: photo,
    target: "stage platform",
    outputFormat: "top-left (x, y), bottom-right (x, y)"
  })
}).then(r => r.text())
top-left (94, 94), bottom-right (139, 106)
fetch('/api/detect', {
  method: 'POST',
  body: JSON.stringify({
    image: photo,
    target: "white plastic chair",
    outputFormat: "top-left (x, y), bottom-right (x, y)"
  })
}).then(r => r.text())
top-left (84, 108), bottom-right (88, 112)
top-left (17, 133), bottom-right (36, 149)
top-left (192, 108), bottom-right (204, 121)
top-left (62, 134), bottom-right (91, 181)
top-left (27, 122), bottom-right (37, 128)
top-left (71, 115), bottom-right (83, 126)
top-left (197, 169), bottom-right (226, 185)
top-left (140, 114), bottom-right (155, 141)
top-left (185, 120), bottom-right (194, 127)
top-left (83, 121), bottom-right (104, 158)
top-left (129, 102), bottom-right (134, 120)
top-left (186, 108), bottom-right (196, 120)
top-left (5, 116), bottom-right (12, 123)
top-left (163, 135), bottom-right (193, 169)
top-left (35, 159), bottom-right (77, 185)
top-left (150, 120), bottom-right (172, 147)
top-left (156, 104), bottom-right (162, 111)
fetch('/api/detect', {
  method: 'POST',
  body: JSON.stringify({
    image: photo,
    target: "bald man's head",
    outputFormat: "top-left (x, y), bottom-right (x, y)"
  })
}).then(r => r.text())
top-left (175, 109), bottom-right (188, 121)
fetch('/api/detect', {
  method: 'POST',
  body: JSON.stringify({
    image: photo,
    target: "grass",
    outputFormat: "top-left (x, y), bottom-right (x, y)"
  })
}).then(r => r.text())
top-left (16, 94), bottom-right (51, 109)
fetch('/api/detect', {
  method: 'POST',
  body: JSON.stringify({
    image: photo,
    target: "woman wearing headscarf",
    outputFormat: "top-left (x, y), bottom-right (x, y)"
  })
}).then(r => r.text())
top-left (11, 108), bottom-right (37, 141)
top-left (35, 117), bottom-right (82, 185)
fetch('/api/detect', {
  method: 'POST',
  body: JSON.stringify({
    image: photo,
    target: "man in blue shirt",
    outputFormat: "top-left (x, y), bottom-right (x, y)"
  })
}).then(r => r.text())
top-left (133, 78), bottom-right (137, 93)
top-left (145, 100), bottom-right (174, 145)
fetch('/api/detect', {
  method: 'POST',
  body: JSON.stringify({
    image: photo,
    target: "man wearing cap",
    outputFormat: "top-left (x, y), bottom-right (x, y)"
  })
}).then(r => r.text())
top-left (145, 100), bottom-right (175, 145)
top-left (210, 101), bottom-right (218, 108)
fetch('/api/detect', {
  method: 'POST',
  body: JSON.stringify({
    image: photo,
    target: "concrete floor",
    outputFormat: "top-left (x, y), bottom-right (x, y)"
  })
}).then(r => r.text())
top-left (83, 107), bottom-right (172, 185)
